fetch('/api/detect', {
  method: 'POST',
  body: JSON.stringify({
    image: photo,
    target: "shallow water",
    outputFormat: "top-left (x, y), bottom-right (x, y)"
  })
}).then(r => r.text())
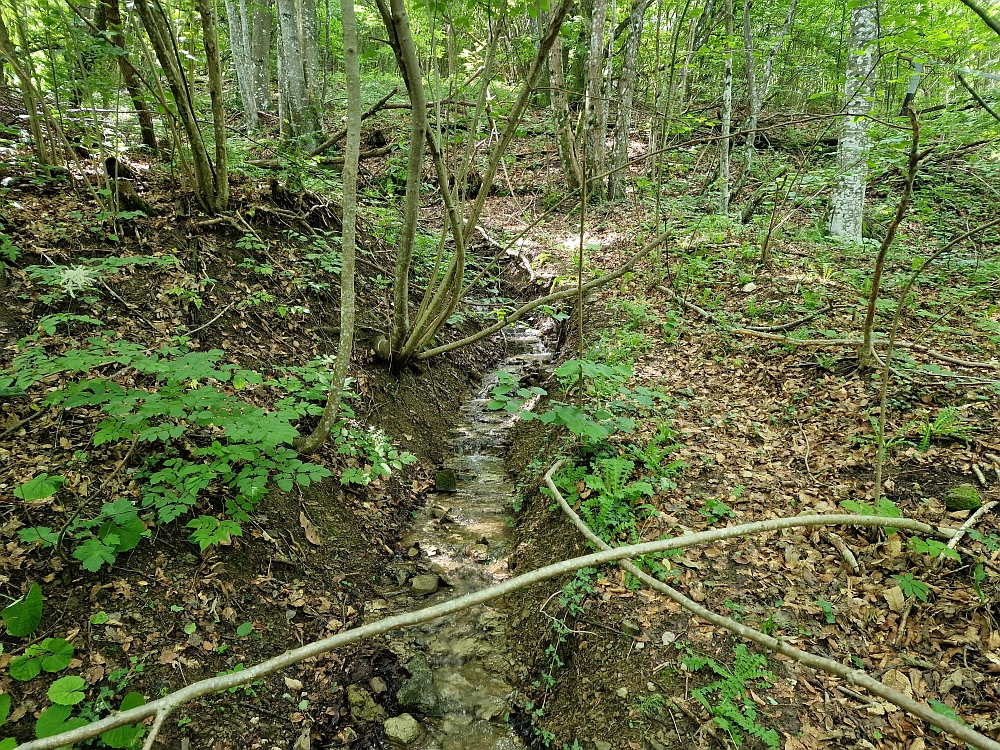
top-left (378, 325), bottom-right (554, 749)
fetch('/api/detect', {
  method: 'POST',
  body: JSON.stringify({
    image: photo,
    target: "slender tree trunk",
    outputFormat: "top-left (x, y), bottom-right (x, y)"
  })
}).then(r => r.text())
top-left (548, 24), bottom-right (581, 189)
top-left (719, 0), bottom-right (733, 213)
top-left (134, 0), bottom-right (218, 212)
top-left (584, 0), bottom-right (608, 195)
top-left (608, 0), bottom-right (649, 199)
top-left (101, 0), bottom-right (158, 151)
top-left (2, 5), bottom-right (49, 168)
top-left (225, 0), bottom-right (261, 129)
top-left (250, 0), bottom-right (273, 112)
top-left (735, 0), bottom-right (796, 195)
top-left (198, 0), bottom-right (228, 211)
top-left (379, 0), bottom-right (428, 355)
top-left (294, 0), bottom-right (359, 454)
top-left (828, 1), bottom-right (876, 241)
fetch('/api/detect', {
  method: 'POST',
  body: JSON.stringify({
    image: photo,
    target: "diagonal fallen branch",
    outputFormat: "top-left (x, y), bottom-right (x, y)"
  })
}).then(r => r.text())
top-left (543, 459), bottom-right (1000, 750)
top-left (13, 512), bottom-right (955, 750)
top-left (657, 285), bottom-right (1000, 369)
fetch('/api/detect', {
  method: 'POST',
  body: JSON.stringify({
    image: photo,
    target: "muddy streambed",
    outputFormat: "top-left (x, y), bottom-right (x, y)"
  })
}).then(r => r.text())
top-left (357, 325), bottom-right (554, 749)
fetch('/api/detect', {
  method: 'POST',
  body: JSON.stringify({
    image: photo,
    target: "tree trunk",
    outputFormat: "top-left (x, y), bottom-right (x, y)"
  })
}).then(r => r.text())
top-left (1, 5), bottom-right (49, 168)
top-left (134, 0), bottom-right (219, 213)
top-left (250, 0), bottom-right (273, 112)
top-left (828, 1), bottom-right (876, 242)
top-left (294, 0), bottom-right (359, 454)
top-left (548, 23), bottom-right (581, 189)
top-left (198, 0), bottom-right (229, 211)
top-left (225, 0), bottom-right (261, 129)
top-left (299, 0), bottom-right (319, 100)
top-left (608, 0), bottom-right (649, 199)
top-left (276, 0), bottom-right (319, 144)
top-left (719, 0), bottom-right (733, 214)
top-left (101, 0), bottom-right (158, 151)
top-left (735, 0), bottom-right (796, 194)
top-left (584, 0), bottom-right (607, 194)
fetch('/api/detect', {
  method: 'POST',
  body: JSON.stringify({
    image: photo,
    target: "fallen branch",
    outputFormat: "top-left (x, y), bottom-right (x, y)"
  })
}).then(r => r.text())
top-left (12, 513), bottom-right (954, 750)
top-left (0, 406), bottom-right (51, 440)
top-left (309, 87), bottom-right (399, 157)
top-left (542, 460), bottom-right (1000, 750)
top-left (318, 144), bottom-right (393, 165)
top-left (656, 285), bottom-right (1000, 369)
top-left (417, 228), bottom-right (675, 360)
top-left (743, 304), bottom-right (837, 332)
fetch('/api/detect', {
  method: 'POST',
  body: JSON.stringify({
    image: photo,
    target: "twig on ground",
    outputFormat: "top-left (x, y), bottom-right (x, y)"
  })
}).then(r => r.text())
top-left (744, 304), bottom-right (837, 332)
top-left (822, 531), bottom-right (859, 573)
top-left (0, 406), bottom-right (51, 441)
top-left (972, 464), bottom-right (988, 487)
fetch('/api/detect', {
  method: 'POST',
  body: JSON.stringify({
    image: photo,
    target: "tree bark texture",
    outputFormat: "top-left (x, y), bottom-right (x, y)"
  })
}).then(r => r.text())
top-left (276, 0), bottom-right (319, 143)
top-left (584, 0), bottom-right (608, 193)
top-left (250, 0), bottom-right (273, 111)
top-left (547, 23), bottom-right (581, 189)
top-left (225, 0), bottom-right (261, 129)
top-left (294, 0), bottom-right (359, 454)
top-left (719, 0), bottom-right (733, 213)
top-left (608, 0), bottom-right (648, 199)
top-left (828, 1), bottom-right (876, 242)
top-left (197, 0), bottom-right (228, 211)
top-left (100, 0), bottom-right (158, 150)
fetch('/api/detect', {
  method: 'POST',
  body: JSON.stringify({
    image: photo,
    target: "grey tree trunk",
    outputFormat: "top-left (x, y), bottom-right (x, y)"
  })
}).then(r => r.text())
top-left (737, 0), bottom-right (796, 188)
top-left (299, 0), bottom-right (319, 97)
top-left (225, 0), bottom-right (260, 129)
top-left (277, 0), bottom-right (319, 144)
top-left (608, 0), bottom-right (649, 199)
top-left (548, 25), bottom-right (581, 189)
top-left (584, 0), bottom-right (607, 193)
top-left (198, 0), bottom-right (228, 211)
top-left (828, 1), bottom-right (876, 241)
top-left (134, 0), bottom-right (220, 212)
top-left (250, 0), bottom-right (273, 112)
top-left (294, 0), bottom-right (359, 454)
top-left (719, 0), bottom-right (733, 214)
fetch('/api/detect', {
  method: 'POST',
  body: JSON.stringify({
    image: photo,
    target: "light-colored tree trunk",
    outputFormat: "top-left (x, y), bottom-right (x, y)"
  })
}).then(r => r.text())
top-left (294, 0), bottom-right (359, 455)
top-left (250, 0), bottom-right (273, 112)
top-left (548, 25), bottom-right (582, 189)
top-left (584, 0), bottom-right (607, 194)
top-left (719, 0), bottom-right (733, 214)
top-left (276, 0), bottom-right (319, 144)
top-left (299, 0), bottom-right (319, 97)
top-left (828, 1), bottom-right (876, 242)
top-left (225, 0), bottom-right (261, 129)
top-left (608, 0), bottom-right (649, 199)
top-left (594, 0), bottom-right (614, 183)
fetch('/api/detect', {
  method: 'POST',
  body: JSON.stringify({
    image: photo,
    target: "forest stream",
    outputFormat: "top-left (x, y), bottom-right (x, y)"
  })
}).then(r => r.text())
top-left (364, 323), bottom-right (555, 750)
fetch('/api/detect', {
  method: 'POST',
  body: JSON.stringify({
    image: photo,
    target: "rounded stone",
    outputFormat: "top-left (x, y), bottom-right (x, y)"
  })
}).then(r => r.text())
top-left (384, 713), bottom-right (422, 745)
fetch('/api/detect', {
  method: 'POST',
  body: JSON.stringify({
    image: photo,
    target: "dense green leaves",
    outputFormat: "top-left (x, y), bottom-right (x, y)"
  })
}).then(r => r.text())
top-left (9, 638), bottom-right (75, 681)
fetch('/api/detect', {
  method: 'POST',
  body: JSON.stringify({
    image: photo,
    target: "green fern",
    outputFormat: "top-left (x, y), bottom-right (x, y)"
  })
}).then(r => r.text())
top-left (683, 645), bottom-right (779, 749)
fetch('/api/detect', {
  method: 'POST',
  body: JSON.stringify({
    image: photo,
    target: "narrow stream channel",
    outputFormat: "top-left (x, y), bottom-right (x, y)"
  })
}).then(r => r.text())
top-left (368, 323), bottom-right (555, 749)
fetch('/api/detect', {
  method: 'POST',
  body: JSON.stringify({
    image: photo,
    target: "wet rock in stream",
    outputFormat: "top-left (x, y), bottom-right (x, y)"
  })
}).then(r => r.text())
top-left (397, 653), bottom-right (442, 714)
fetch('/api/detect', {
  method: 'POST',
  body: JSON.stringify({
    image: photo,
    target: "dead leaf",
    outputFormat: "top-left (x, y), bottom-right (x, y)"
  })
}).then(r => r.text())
top-left (284, 676), bottom-right (304, 690)
top-left (884, 586), bottom-right (906, 613)
top-left (299, 512), bottom-right (321, 546)
top-left (881, 668), bottom-right (912, 698)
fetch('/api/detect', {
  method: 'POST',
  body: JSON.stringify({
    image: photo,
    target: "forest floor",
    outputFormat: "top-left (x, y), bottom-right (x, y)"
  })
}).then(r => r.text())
top-left (1, 111), bottom-right (999, 750)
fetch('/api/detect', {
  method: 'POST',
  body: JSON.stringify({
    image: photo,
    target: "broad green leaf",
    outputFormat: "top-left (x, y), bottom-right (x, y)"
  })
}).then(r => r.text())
top-left (2, 583), bottom-right (44, 636)
top-left (236, 622), bottom-right (253, 637)
top-left (35, 704), bottom-right (88, 739)
top-left (48, 675), bottom-right (86, 706)
top-left (40, 639), bottom-right (75, 672)
top-left (0, 693), bottom-right (10, 726)
top-left (0, 738), bottom-right (16, 750)
top-left (14, 475), bottom-right (65, 501)
top-left (73, 538), bottom-right (118, 571)
top-left (100, 693), bottom-right (146, 748)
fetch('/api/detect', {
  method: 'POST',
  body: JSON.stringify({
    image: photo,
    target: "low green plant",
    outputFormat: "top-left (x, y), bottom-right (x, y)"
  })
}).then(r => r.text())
top-left (0, 584), bottom-right (147, 749)
top-left (892, 572), bottom-right (930, 602)
top-left (919, 406), bottom-right (975, 450)
top-left (25, 255), bottom-right (176, 304)
top-left (700, 497), bottom-right (733, 524)
top-left (682, 645), bottom-right (779, 748)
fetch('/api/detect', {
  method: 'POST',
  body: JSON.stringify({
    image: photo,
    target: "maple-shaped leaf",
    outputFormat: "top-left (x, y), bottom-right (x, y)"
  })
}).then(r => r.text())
top-left (72, 538), bottom-right (118, 572)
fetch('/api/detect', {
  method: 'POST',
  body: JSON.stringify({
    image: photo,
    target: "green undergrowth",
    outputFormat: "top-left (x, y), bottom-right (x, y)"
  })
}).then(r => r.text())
top-left (3, 321), bottom-right (415, 570)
